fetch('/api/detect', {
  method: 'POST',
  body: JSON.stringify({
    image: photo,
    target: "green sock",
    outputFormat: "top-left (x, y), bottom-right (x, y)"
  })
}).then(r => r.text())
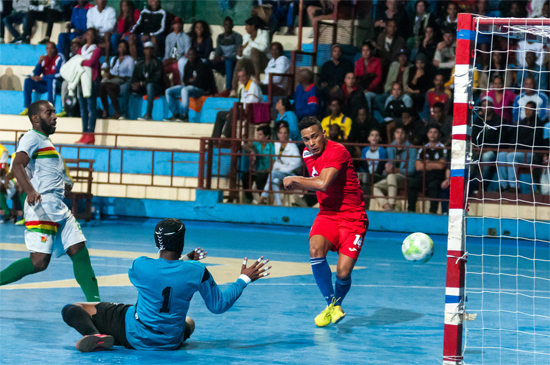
top-left (71, 247), bottom-right (101, 302)
top-left (0, 192), bottom-right (10, 219)
top-left (0, 257), bottom-right (36, 285)
top-left (19, 192), bottom-right (27, 217)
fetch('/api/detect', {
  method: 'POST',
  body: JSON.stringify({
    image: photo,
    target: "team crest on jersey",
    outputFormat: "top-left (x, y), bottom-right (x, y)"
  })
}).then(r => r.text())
top-left (303, 149), bottom-right (314, 158)
top-left (312, 166), bottom-right (319, 177)
top-left (41, 236), bottom-right (47, 243)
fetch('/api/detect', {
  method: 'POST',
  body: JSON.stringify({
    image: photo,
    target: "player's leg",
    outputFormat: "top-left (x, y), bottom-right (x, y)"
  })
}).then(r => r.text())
top-left (184, 317), bottom-right (195, 342)
top-left (66, 242), bottom-right (100, 302)
top-left (0, 251), bottom-right (50, 285)
top-left (62, 303), bottom-right (115, 352)
top-left (309, 234), bottom-right (335, 304)
top-left (62, 211), bottom-right (100, 302)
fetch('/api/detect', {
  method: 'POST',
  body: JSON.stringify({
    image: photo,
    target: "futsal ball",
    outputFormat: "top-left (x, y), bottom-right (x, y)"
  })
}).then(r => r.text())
top-left (402, 233), bottom-right (434, 264)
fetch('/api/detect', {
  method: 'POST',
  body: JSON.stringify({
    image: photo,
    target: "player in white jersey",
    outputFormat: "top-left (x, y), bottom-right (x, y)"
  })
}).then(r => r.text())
top-left (0, 100), bottom-right (100, 302)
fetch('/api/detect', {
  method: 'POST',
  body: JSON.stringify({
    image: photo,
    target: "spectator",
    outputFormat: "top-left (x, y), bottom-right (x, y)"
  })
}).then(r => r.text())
top-left (542, 153), bottom-right (550, 195)
top-left (58, 38), bottom-right (84, 118)
top-left (99, 40), bottom-right (134, 120)
top-left (328, 124), bottom-right (343, 141)
top-left (2, 0), bottom-right (30, 44)
top-left (263, 0), bottom-right (297, 36)
top-left (21, 0), bottom-right (64, 44)
top-left (374, 0), bottom-right (408, 38)
top-left (480, 75), bottom-right (517, 123)
top-left (373, 19), bottom-right (406, 66)
top-left (212, 16), bottom-right (242, 96)
top-left (402, 108), bottom-right (427, 146)
top-left (275, 97), bottom-right (300, 141)
top-left (429, 102), bottom-right (452, 146)
top-left (163, 17), bottom-right (190, 86)
top-left (527, 0), bottom-right (548, 17)
top-left (371, 19), bottom-right (406, 70)
top-left (471, 97), bottom-right (506, 188)
top-left (75, 27), bottom-right (102, 145)
top-left (405, 53), bottom-right (433, 111)
top-left (234, 16), bottom-right (270, 92)
top-left (262, 42), bottom-right (290, 95)
top-left (506, 0), bottom-right (528, 18)
top-left (513, 77), bottom-right (549, 123)
top-left (516, 51), bottom-right (548, 92)
top-left (375, 47), bottom-right (412, 120)
top-left (354, 42), bottom-right (382, 113)
top-left (131, 41), bottom-right (163, 121)
top-left (188, 20), bottom-right (213, 62)
top-left (408, 124), bottom-right (448, 213)
top-left (407, 0), bottom-right (437, 51)
top-left (319, 43), bottom-right (354, 106)
top-left (257, 121), bottom-right (301, 206)
top-left (128, 0), bottom-right (166, 61)
top-left (433, 27), bottom-right (456, 81)
top-left (19, 41), bottom-right (65, 116)
top-left (242, 124), bottom-right (274, 203)
top-left (373, 124), bottom-right (416, 211)
top-left (305, 0), bottom-right (337, 38)
top-left (338, 72), bottom-right (368, 119)
top-left (497, 101), bottom-right (543, 193)
top-left (164, 48), bottom-right (215, 122)
top-left (293, 68), bottom-right (318, 120)
top-left (360, 128), bottom-right (387, 205)
top-left (474, 0), bottom-right (501, 17)
top-left (57, 0), bottom-right (92, 60)
top-left (421, 73), bottom-right (452, 122)
top-left (213, 67), bottom-right (262, 138)
top-left (411, 25), bottom-right (438, 63)
top-left (479, 50), bottom-right (514, 91)
top-left (385, 81), bottom-right (413, 120)
top-left (321, 98), bottom-right (352, 140)
top-left (438, 1), bottom-right (458, 34)
top-left (110, 0), bottom-right (140, 56)
top-left (348, 107), bottom-right (378, 148)
top-left (86, 0), bottom-right (116, 69)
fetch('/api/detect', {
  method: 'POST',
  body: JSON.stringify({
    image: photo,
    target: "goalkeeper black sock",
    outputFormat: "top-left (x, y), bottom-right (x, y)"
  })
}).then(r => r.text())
top-left (62, 304), bottom-right (99, 336)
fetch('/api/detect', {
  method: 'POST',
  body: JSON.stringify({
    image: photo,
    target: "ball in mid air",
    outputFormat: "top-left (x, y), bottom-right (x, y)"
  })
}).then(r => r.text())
top-left (402, 232), bottom-right (434, 264)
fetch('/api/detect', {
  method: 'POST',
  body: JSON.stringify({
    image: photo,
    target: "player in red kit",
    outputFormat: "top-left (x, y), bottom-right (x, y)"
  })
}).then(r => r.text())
top-left (283, 116), bottom-right (368, 327)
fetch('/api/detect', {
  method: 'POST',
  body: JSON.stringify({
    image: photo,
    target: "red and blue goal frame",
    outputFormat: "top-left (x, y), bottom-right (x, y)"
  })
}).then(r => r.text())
top-left (443, 14), bottom-right (550, 365)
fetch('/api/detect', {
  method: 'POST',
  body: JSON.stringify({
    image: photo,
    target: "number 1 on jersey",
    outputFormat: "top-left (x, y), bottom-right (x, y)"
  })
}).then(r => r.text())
top-left (160, 286), bottom-right (172, 313)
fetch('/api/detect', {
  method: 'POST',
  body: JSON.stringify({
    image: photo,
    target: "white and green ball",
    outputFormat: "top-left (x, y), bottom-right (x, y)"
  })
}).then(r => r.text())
top-left (402, 232), bottom-right (434, 264)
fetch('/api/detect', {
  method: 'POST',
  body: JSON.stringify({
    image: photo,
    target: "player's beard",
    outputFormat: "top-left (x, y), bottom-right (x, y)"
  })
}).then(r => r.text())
top-left (39, 117), bottom-right (56, 135)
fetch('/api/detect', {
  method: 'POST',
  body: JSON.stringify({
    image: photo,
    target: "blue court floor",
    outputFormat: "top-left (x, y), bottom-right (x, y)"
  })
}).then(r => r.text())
top-left (0, 218), bottom-right (450, 364)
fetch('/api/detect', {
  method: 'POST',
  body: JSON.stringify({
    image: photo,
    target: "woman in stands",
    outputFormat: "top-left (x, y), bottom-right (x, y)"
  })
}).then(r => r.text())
top-left (188, 20), bottom-right (213, 62)
top-left (75, 28), bottom-right (102, 145)
top-left (275, 97), bottom-right (300, 142)
top-left (111, 0), bottom-right (140, 57)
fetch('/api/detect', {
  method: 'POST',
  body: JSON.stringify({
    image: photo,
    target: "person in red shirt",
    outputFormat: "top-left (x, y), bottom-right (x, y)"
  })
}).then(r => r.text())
top-left (283, 116), bottom-right (368, 327)
top-left (421, 73), bottom-right (451, 122)
top-left (354, 42), bottom-right (382, 114)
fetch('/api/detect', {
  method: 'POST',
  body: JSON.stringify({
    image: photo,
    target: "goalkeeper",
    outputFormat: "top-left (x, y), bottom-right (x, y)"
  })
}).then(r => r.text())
top-left (62, 218), bottom-right (272, 352)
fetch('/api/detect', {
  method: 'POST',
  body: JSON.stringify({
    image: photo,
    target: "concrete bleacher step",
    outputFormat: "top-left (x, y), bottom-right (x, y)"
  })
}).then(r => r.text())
top-left (1, 115), bottom-right (213, 151)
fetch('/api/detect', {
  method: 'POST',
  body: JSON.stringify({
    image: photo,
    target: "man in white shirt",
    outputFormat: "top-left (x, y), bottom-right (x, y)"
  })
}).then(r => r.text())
top-left (261, 42), bottom-right (290, 95)
top-left (433, 27), bottom-right (456, 81)
top-left (233, 16), bottom-right (270, 93)
top-left (86, 0), bottom-right (116, 69)
top-left (213, 67), bottom-right (263, 138)
top-left (512, 77), bottom-right (549, 123)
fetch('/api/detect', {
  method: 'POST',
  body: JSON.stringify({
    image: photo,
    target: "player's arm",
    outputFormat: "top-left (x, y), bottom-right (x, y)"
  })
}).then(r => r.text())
top-left (11, 152), bottom-right (41, 205)
top-left (282, 167), bottom-right (339, 192)
top-left (198, 257), bottom-right (271, 314)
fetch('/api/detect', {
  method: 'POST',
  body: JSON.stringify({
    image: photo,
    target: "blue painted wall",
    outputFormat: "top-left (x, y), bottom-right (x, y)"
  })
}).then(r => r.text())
top-left (0, 44), bottom-right (47, 66)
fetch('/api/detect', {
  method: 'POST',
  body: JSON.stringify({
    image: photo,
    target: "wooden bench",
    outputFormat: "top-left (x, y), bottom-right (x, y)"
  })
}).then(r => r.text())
top-left (64, 159), bottom-right (94, 222)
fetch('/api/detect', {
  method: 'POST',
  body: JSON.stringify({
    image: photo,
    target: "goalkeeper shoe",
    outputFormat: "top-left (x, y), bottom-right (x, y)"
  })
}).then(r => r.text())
top-left (15, 219), bottom-right (25, 226)
top-left (331, 305), bottom-right (346, 324)
top-left (314, 303), bottom-right (334, 327)
top-left (76, 334), bottom-right (114, 352)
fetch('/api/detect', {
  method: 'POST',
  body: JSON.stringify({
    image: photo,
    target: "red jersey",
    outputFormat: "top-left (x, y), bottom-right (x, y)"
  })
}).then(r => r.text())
top-left (303, 140), bottom-right (365, 213)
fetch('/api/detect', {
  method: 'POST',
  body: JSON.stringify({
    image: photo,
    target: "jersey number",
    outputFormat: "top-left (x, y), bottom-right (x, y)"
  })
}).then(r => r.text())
top-left (160, 286), bottom-right (172, 313)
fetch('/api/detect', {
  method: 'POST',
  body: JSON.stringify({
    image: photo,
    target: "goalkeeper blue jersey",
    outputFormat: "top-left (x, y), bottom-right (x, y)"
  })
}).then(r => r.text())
top-left (124, 257), bottom-right (248, 350)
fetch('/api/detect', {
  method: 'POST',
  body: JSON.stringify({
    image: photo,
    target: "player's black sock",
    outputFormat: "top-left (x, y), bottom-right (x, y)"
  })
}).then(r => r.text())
top-left (62, 304), bottom-right (100, 336)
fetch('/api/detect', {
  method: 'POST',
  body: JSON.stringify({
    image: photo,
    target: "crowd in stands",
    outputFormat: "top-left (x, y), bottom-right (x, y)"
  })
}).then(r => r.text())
top-left (1, 0), bottom-right (549, 213)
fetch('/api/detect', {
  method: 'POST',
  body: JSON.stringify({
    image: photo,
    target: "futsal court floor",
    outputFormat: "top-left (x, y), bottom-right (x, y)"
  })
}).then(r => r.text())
top-left (2, 217), bottom-right (535, 364)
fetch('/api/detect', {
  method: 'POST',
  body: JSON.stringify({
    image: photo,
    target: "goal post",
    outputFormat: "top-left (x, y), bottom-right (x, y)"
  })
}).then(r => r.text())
top-left (444, 14), bottom-right (550, 365)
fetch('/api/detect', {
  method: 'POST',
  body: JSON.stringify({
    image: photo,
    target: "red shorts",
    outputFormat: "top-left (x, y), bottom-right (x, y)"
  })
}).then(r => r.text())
top-left (309, 210), bottom-right (369, 260)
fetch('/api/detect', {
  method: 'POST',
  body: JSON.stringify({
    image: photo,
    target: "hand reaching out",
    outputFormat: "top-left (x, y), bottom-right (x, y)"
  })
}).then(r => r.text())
top-left (241, 256), bottom-right (271, 282)
top-left (182, 247), bottom-right (207, 261)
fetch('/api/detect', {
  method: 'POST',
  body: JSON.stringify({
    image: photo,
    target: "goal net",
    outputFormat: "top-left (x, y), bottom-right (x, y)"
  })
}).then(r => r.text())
top-left (444, 15), bottom-right (550, 364)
